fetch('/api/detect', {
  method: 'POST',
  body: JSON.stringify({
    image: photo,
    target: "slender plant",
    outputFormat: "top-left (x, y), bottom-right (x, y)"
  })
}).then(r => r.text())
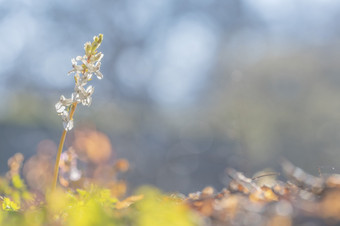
top-left (53, 34), bottom-right (104, 190)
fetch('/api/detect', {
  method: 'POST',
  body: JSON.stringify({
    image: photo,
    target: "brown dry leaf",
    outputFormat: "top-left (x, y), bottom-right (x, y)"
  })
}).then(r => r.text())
top-left (267, 215), bottom-right (292, 226)
top-left (273, 183), bottom-right (290, 197)
top-left (187, 192), bottom-right (201, 200)
top-left (190, 199), bottom-right (214, 217)
top-left (229, 181), bottom-right (250, 194)
top-left (320, 190), bottom-right (340, 220)
top-left (249, 190), bottom-right (265, 202)
top-left (326, 175), bottom-right (340, 188)
top-left (261, 186), bottom-right (279, 201)
top-left (201, 186), bottom-right (214, 198)
top-left (115, 194), bottom-right (144, 209)
top-left (218, 195), bottom-right (239, 220)
top-left (199, 199), bottom-right (214, 216)
top-left (192, 200), bottom-right (203, 208)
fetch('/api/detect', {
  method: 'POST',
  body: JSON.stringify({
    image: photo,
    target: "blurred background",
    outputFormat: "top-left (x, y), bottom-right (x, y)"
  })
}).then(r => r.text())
top-left (1, 0), bottom-right (340, 194)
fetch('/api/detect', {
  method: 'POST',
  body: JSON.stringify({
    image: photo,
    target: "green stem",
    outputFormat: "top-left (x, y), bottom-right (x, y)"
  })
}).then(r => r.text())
top-left (52, 103), bottom-right (77, 190)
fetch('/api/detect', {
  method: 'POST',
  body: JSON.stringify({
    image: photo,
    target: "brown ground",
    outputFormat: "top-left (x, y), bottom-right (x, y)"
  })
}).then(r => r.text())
top-left (185, 160), bottom-right (340, 226)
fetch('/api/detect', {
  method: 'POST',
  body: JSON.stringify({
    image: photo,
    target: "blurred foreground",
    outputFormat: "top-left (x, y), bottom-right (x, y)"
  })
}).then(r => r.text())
top-left (1, 149), bottom-right (340, 225)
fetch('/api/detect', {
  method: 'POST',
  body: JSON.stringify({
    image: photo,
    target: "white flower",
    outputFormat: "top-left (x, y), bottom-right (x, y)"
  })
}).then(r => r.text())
top-left (60, 148), bottom-right (82, 181)
top-left (80, 55), bottom-right (104, 80)
top-left (68, 58), bottom-right (84, 75)
top-left (94, 62), bottom-right (103, 79)
top-left (73, 85), bottom-right (94, 106)
top-left (83, 71), bottom-right (93, 82)
top-left (59, 110), bottom-right (74, 131)
top-left (55, 95), bottom-right (73, 114)
top-left (68, 53), bottom-right (103, 80)
top-left (63, 119), bottom-right (74, 131)
top-left (70, 168), bottom-right (81, 181)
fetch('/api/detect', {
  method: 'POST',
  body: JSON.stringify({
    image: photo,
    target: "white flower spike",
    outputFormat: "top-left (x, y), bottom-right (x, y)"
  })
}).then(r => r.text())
top-left (55, 34), bottom-right (104, 131)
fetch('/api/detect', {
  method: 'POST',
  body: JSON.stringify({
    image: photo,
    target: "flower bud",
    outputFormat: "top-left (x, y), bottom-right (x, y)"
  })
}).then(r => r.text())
top-left (84, 42), bottom-right (92, 57)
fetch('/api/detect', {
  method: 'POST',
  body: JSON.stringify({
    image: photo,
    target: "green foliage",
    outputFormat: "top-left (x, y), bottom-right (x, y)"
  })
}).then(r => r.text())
top-left (0, 176), bottom-right (200, 226)
top-left (12, 175), bottom-right (24, 190)
top-left (2, 197), bottom-right (19, 212)
top-left (0, 173), bottom-right (32, 209)
top-left (135, 187), bottom-right (197, 226)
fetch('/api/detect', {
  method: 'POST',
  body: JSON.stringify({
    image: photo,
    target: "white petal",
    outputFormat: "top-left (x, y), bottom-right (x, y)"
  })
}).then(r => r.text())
top-left (71, 58), bottom-right (77, 65)
top-left (62, 98), bottom-right (74, 106)
top-left (63, 119), bottom-right (74, 131)
top-left (83, 72), bottom-right (92, 81)
top-left (75, 56), bottom-right (83, 61)
top-left (95, 71), bottom-right (103, 79)
top-left (81, 58), bottom-right (88, 66)
top-left (98, 53), bottom-right (103, 61)
top-left (86, 96), bottom-right (92, 106)
top-left (86, 85), bottom-right (94, 95)
top-left (55, 102), bottom-right (65, 113)
top-left (61, 111), bottom-right (69, 121)
top-left (71, 92), bottom-right (76, 101)
top-left (78, 85), bottom-right (86, 95)
top-left (73, 65), bottom-right (83, 72)
top-left (94, 61), bottom-right (101, 69)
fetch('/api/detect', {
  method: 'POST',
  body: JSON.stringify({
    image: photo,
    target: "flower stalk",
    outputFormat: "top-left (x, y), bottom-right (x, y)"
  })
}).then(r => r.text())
top-left (52, 103), bottom-right (77, 190)
top-left (52, 34), bottom-right (104, 190)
